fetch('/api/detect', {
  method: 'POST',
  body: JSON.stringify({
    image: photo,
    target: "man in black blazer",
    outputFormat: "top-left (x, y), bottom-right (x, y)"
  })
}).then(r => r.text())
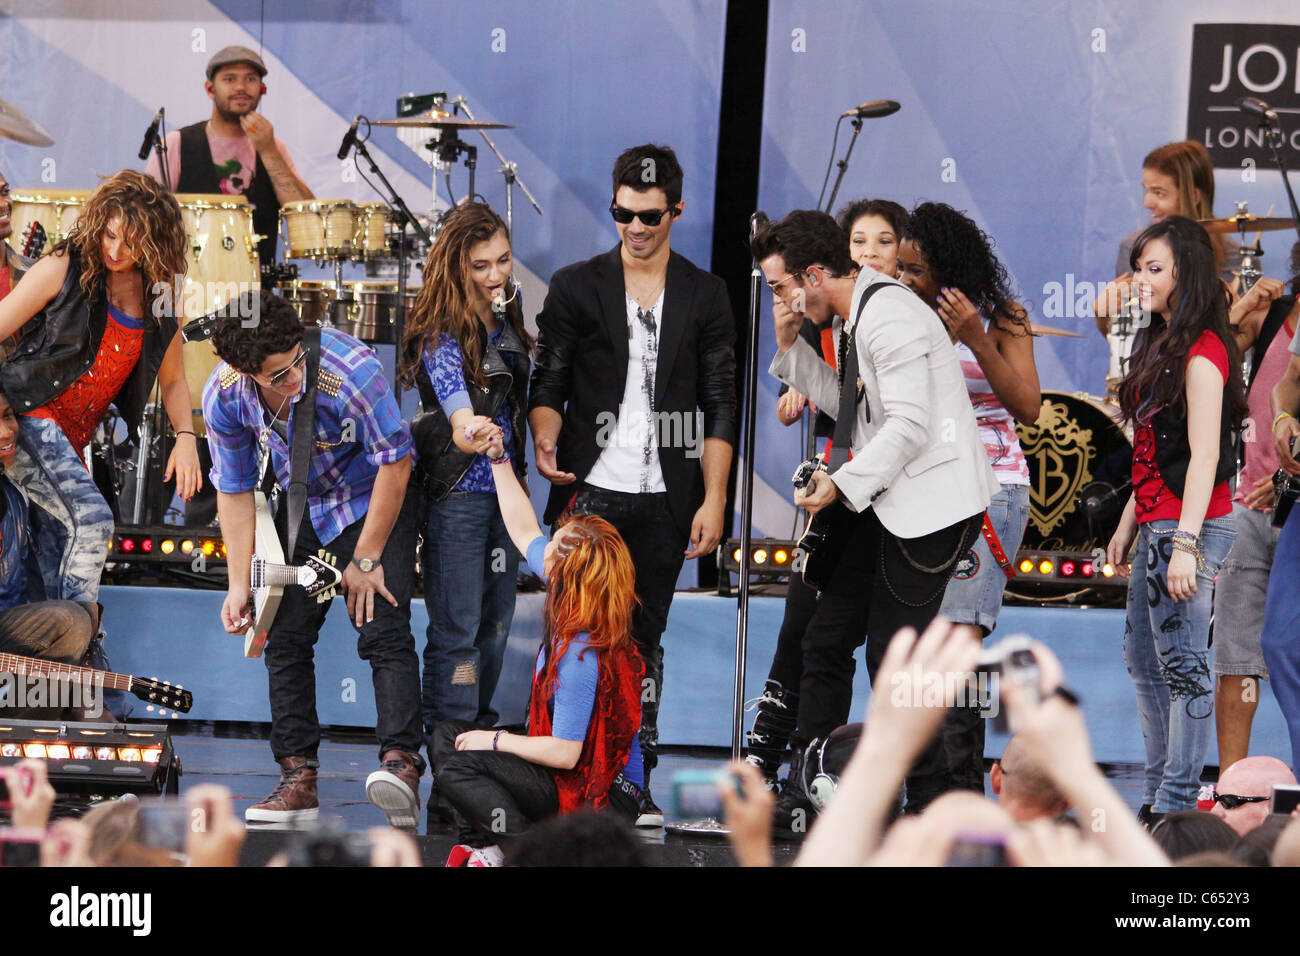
top-left (529, 144), bottom-right (737, 823)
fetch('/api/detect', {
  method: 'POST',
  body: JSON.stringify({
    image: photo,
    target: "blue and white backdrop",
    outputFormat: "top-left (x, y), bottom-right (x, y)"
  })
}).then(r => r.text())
top-left (3, 0), bottom-right (1299, 552)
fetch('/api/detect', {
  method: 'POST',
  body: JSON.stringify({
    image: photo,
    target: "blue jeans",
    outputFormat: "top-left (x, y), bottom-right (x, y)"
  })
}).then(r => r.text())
top-left (421, 491), bottom-right (520, 731)
top-left (939, 482), bottom-right (1031, 634)
top-left (7, 416), bottom-right (113, 604)
top-left (1261, 505), bottom-right (1300, 775)
top-left (1122, 516), bottom-right (1235, 812)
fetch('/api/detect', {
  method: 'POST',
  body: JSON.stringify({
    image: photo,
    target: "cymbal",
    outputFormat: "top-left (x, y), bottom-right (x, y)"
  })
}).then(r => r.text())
top-left (0, 98), bottom-right (54, 146)
top-left (372, 115), bottom-right (513, 131)
top-left (1198, 213), bottom-right (1296, 234)
top-left (1029, 322), bottom-right (1083, 339)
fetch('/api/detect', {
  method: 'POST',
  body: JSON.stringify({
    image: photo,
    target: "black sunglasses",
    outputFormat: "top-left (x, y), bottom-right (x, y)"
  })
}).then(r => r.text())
top-left (609, 204), bottom-right (677, 227)
top-left (1213, 792), bottom-right (1269, 810)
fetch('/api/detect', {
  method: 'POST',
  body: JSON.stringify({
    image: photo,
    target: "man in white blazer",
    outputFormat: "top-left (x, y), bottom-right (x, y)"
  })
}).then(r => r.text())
top-left (753, 210), bottom-right (999, 818)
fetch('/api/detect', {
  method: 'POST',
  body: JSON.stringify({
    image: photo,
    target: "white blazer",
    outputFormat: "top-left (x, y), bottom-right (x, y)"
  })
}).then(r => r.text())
top-left (769, 268), bottom-right (999, 539)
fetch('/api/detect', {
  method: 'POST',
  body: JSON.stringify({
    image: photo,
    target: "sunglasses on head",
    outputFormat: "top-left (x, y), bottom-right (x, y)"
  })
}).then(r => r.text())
top-left (609, 204), bottom-right (677, 227)
top-left (1213, 792), bottom-right (1269, 810)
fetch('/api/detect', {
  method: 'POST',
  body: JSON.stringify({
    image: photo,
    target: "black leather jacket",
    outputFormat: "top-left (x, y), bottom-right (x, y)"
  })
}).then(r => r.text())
top-left (413, 319), bottom-right (530, 501)
top-left (0, 247), bottom-right (177, 442)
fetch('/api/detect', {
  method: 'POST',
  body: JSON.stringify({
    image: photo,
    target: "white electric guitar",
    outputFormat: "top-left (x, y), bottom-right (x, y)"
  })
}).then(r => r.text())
top-left (244, 490), bottom-right (343, 657)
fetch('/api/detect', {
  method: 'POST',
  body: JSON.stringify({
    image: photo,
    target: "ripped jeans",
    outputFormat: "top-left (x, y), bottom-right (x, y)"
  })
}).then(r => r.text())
top-left (7, 416), bottom-right (113, 604)
top-left (420, 490), bottom-right (520, 731)
top-left (1122, 516), bottom-right (1235, 812)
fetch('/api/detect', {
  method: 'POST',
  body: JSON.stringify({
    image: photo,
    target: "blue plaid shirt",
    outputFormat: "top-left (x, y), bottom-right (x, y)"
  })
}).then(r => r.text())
top-left (202, 328), bottom-right (412, 545)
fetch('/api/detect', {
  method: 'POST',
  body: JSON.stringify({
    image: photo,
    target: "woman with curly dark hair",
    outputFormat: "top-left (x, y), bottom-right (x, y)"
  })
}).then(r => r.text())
top-left (396, 201), bottom-right (532, 735)
top-left (1107, 215), bottom-right (1246, 820)
top-left (897, 201), bottom-right (1040, 791)
top-left (836, 197), bottom-right (907, 278)
top-left (0, 170), bottom-right (200, 608)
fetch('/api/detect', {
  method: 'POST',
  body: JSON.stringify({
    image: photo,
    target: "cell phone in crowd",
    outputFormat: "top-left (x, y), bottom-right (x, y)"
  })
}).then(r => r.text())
top-left (136, 800), bottom-right (191, 852)
top-left (283, 821), bottom-right (372, 867)
top-left (0, 765), bottom-right (33, 811)
top-left (0, 828), bottom-right (42, 867)
top-left (977, 636), bottom-right (1042, 734)
top-left (669, 768), bottom-right (744, 820)
top-left (945, 832), bottom-right (1010, 867)
top-left (1270, 783), bottom-right (1300, 816)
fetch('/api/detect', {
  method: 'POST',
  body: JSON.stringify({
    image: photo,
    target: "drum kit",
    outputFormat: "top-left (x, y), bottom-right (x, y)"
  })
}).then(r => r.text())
top-left (2, 91), bottom-right (541, 529)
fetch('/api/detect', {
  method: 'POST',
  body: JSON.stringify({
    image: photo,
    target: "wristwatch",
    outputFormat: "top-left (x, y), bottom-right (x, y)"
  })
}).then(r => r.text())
top-left (351, 556), bottom-right (379, 573)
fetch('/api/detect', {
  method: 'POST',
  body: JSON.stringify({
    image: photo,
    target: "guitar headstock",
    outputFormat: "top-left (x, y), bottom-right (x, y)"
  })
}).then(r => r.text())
top-left (21, 221), bottom-right (46, 260)
top-left (306, 550), bottom-right (342, 603)
top-left (130, 676), bottom-right (193, 714)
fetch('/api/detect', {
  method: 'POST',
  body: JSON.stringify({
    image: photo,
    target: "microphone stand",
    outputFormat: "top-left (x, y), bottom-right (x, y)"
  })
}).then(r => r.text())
top-left (1258, 118), bottom-right (1300, 250)
top-left (347, 122), bottom-right (432, 397)
top-left (821, 116), bottom-right (863, 214)
top-left (730, 217), bottom-right (766, 761)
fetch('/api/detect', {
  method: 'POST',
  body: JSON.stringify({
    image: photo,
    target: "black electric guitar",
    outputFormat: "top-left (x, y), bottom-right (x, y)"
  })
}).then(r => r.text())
top-left (0, 651), bottom-right (193, 714)
top-left (791, 456), bottom-right (853, 591)
top-left (244, 490), bottom-right (343, 657)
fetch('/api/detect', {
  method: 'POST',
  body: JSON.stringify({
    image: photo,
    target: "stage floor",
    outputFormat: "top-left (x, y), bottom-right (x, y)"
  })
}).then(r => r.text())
top-left (165, 721), bottom-right (1151, 866)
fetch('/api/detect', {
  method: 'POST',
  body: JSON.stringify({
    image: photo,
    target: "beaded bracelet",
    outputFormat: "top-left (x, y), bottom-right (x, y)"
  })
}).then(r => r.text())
top-left (489, 453), bottom-right (511, 466)
top-left (1171, 537), bottom-right (1207, 574)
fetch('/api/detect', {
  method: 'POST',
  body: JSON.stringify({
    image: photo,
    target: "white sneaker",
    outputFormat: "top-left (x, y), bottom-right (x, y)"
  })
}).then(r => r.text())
top-left (467, 845), bottom-right (504, 867)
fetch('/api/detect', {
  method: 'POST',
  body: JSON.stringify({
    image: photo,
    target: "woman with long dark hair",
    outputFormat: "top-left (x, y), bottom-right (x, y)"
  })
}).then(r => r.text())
top-left (897, 200), bottom-right (1040, 792)
top-left (0, 170), bottom-right (200, 610)
top-left (1094, 140), bottom-right (1238, 337)
top-left (397, 201), bottom-right (532, 735)
top-left (429, 436), bottom-right (644, 866)
top-left (1106, 215), bottom-right (1247, 821)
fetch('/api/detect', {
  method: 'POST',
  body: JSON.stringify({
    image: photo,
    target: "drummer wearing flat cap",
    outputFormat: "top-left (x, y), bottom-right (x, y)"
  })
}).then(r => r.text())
top-left (144, 44), bottom-right (314, 267)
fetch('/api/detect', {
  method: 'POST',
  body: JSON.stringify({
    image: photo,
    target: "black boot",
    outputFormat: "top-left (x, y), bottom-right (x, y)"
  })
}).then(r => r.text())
top-left (772, 746), bottom-right (815, 834)
top-left (744, 679), bottom-right (799, 791)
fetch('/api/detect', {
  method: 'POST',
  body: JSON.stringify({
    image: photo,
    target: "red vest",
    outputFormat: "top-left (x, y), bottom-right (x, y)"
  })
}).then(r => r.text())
top-left (529, 640), bottom-right (644, 814)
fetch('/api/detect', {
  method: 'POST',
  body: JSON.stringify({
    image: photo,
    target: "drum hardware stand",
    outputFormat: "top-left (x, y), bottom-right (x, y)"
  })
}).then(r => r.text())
top-left (451, 96), bottom-right (544, 235)
top-left (1253, 111), bottom-right (1300, 251)
top-left (341, 118), bottom-right (432, 395)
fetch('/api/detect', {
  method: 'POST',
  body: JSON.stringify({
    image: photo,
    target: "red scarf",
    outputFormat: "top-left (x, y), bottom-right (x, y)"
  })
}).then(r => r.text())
top-left (528, 640), bottom-right (644, 814)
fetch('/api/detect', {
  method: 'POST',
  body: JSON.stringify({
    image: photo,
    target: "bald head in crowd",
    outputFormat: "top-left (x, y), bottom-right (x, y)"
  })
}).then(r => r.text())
top-left (990, 735), bottom-right (1069, 822)
top-left (1210, 756), bottom-right (1296, 836)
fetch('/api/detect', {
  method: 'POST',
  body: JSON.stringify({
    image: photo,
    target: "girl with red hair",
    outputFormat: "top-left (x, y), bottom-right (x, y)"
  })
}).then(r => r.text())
top-left (429, 431), bottom-right (645, 866)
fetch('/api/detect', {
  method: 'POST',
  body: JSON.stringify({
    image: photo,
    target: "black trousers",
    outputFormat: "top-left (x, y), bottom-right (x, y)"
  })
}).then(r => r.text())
top-left (570, 485), bottom-right (688, 778)
top-left (265, 484), bottom-right (425, 769)
top-left (797, 507), bottom-right (980, 808)
top-left (430, 718), bottom-right (559, 845)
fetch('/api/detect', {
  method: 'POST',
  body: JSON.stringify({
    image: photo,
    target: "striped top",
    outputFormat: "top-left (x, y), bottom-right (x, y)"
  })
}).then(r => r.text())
top-left (953, 321), bottom-right (1029, 486)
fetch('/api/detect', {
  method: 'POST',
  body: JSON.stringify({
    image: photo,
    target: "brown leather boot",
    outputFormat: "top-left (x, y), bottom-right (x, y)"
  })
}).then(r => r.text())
top-left (245, 756), bottom-right (319, 823)
top-left (365, 749), bottom-right (421, 829)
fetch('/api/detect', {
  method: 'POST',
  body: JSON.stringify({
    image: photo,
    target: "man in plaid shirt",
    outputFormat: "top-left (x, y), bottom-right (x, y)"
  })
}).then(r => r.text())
top-left (203, 291), bottom-right (424, 828)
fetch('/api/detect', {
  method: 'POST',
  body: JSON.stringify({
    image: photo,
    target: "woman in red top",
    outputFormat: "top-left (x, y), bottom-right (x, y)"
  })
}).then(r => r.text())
top-left (1106, 215), bottom-right (1247, 821)
top-left (0, 171), bottom-right (200, 608)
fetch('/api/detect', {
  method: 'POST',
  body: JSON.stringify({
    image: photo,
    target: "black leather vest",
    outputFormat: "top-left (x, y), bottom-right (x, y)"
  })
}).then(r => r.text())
top-left (0, 247), bottom-right (177, 442)
top-left (412, 319), bottom-right (530, 501)
top-left (176, 121), bottom-right (280, 267)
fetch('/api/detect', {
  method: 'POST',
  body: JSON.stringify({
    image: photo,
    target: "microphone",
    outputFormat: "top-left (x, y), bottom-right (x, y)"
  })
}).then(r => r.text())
top-left (839, 99), bottom-right (901, 120)
top-left (1237, 96), bottom-right (1279, 126)
top-left (750, 210), bottom-right (769, 239)
top-left (137, 107), bottom-right (164, 161)
top-left (491, 275), bottom-right (521, 312)
top-left (337, 116), bottom-right (361, 160)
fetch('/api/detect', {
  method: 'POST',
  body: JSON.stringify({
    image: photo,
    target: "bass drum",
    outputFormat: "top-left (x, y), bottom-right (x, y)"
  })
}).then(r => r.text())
top-left (1006, 391), bottom-right (1133, 601)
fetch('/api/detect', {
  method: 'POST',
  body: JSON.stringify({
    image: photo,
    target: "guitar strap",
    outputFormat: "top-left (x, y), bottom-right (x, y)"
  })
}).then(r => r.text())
top-left (827, 282), bottom-right (888, 470)
top-left (285, 327), bottom-right (322, 562)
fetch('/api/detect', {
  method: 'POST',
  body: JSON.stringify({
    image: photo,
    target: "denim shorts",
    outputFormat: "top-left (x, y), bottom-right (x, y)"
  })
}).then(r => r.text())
top-left (939, 483), bottom-right (1031, 634)
top-left (1212, 502), bottom-right (1277, 679)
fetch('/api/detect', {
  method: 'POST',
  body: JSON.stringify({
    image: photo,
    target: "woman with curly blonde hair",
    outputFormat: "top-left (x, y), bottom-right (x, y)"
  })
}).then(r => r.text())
top-left (429, 431), bottom-right (645, 866)
top-left (0, 169), bottom-right (201, 608)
